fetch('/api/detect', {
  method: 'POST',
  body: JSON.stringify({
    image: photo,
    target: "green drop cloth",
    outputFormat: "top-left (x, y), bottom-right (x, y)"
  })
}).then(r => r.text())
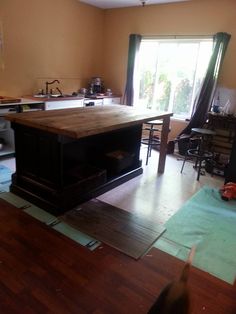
top-left (154, 186), bottom-right (236, 284)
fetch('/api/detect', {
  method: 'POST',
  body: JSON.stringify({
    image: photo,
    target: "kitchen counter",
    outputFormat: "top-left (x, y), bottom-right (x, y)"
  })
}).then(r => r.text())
top-left (24, 94), bottom-right (121, 102)
top-left (7, 105), bottom-right (172, 214)
top-left (85, 94), bottom-right (122, 99)
top-left (24, 95), bottom-right (84, 102)
top-left (23, 95), bottom-right (121, 110)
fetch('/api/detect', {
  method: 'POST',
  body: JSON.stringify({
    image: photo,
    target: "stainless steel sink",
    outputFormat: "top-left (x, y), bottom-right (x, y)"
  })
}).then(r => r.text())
top-left (33, 93), bottom-right (81, 99)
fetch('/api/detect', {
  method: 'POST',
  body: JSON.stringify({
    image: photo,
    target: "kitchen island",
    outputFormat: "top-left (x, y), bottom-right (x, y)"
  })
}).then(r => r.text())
top-left (6, 105), bottom-right (172, 214)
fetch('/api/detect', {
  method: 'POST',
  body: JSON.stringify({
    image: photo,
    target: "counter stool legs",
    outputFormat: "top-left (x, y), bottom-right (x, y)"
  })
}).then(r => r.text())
top-left (146, 127), bottom-right (157, 165)
top-left (180, 137), bottom-right (197, 175)
top-left (180, 128), bottom-right (215, 181)
top-left (180, 154), bottom-right (187, 174)
top-left (197, 159), bottom-right (202, 181)
top-left (181, 151), bottom-right (207, 181)
top-left (142, 120), bottom-right (163, 166)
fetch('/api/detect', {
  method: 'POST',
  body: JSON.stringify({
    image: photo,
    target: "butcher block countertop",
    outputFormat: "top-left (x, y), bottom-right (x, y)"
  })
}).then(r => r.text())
top-left (6, 105), bottom-right (173, 139)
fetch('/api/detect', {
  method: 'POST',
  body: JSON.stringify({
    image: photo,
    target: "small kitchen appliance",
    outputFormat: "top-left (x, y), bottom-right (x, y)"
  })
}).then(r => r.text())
top-left (89, 77), bottom-right (104, 95)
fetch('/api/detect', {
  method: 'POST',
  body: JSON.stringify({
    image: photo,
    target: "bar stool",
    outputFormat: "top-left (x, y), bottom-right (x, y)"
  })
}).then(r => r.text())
top-left (180, 128), bottom-right (216, 181)
top-left (141, 120), bottom-right (163, 165)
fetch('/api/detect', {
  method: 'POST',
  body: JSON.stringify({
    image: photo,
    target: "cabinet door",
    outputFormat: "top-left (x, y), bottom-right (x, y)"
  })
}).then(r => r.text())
top-left (45, 99), bottom-right (84, 110)
top-left (103, 97), bottom-right (121, 105)
top-left (84, 99), bottom-right (103, 106)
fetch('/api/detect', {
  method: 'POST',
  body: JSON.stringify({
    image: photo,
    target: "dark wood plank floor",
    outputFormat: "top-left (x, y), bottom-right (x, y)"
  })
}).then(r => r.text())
top-left (61, 199), bottom-right (165, 259)
top-left (0, 198), bottom-right (235, 314)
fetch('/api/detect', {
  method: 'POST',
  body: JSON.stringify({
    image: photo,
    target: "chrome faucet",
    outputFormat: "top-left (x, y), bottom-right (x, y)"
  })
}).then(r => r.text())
top-left (56, 87), bottom-right (63, 96)
top-left (45, 79), bottom-right (60, 95)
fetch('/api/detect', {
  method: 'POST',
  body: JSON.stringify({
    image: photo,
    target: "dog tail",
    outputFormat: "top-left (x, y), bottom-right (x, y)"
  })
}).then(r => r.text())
top-left (180, 246), bottom-right (196, 283)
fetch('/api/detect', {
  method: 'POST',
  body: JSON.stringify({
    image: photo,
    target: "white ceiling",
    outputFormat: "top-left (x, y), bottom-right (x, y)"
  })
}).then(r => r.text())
top-left (79, 0), bottom-right (189, 9)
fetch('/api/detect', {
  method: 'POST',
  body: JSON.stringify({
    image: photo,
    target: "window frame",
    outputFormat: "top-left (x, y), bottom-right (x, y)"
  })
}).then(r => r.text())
top-left (134, 36), bottom-right (214, 120)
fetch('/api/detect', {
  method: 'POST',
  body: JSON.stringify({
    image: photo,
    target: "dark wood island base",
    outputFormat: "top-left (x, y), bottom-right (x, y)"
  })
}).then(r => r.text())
top-left (10, 123), bottom-right (143, 215)
top-left (6, 105), bottom-right (172, 215)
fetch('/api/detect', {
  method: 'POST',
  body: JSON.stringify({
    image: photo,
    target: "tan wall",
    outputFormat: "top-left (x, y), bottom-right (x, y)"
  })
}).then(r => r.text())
top-left (142, 118), bottom-right (188, 144)
top-left (0, 0), bottom-right (104, 96)
top-left (169, 118), bottom-right (188, 140)
top-left (1, 0), bottom-right (235, 98)
top-left (103, 0), bottom-right (236, 97)
top-left (1, 0), bottom-right (235, 136)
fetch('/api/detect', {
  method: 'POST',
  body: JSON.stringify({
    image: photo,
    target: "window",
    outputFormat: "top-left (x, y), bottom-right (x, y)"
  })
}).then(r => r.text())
top-left (134, 37), bottom-right (214, 119)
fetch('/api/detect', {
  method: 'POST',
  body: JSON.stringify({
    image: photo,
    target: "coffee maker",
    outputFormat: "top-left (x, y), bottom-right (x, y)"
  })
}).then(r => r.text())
top-left (89, 77), bottom-right (104, 95)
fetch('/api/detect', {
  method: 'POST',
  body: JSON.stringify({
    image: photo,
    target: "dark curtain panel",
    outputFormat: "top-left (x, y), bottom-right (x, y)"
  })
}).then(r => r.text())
top-left (123, 34), bottom-right (142, 106)
top-left (179, 32), bottom-right (231, 136)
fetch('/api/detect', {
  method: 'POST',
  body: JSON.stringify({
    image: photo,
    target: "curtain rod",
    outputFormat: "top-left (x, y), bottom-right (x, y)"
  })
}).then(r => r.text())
top-left (142, 35), bottom-right (213, 39)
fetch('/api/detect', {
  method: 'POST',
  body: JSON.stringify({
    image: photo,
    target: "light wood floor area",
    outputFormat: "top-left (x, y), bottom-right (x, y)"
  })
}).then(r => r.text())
top-left (98, 146), bottom-right (224, 225)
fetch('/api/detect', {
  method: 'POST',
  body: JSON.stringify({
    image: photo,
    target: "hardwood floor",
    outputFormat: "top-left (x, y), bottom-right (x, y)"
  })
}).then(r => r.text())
top-left (0, 148), bottom-right (232, 314)
top-left (0, 198), bottom-right (235, 314)
top-left (97, 147), bottom-right (224, 224)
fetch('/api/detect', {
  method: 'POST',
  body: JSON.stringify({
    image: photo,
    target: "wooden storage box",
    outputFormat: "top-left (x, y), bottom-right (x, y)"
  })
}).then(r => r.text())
top-left (64, 164), bottom-right (107, 188)
top-left (105, 150), bottom-right (135, 174)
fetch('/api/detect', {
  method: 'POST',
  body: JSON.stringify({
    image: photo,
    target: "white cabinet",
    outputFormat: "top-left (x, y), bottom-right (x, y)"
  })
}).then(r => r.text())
top-left (84, 97), bottom-right (121, 106)
top-left (103, 97), bottom-right (121, 105)
top-left (44, 97), bottom-right (121, 110)
top-left (45, 99), bottom-right (84, 110)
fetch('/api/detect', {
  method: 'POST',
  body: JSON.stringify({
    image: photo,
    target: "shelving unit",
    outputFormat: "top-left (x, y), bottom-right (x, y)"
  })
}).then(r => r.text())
top-left (0, 114), bottom-right (15, 158)
top-left (19, 103), bottom-right (44, 112)
top-left (225, 131), bottom-right (236, 183)
top-left (207, 112), bottom-right (236, 176)
top-left (0, 100), bottom-right (44, 158)
top-left (208, 112), bottom-right (236, 155)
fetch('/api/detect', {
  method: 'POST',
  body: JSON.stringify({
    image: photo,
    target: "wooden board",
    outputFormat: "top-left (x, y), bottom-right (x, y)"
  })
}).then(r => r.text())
top-left (61, 199), bottom-right (166, 259)
top-left (6, 104), bottom-right (172, 139)
top-left (0, 96), bottom-right (21, 104)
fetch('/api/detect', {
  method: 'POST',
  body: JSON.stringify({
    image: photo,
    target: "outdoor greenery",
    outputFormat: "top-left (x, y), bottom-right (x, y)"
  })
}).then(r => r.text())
top-left (173, 79), bottom-right (192, 115)
top-left (136, 39), bottom-right (213, 119)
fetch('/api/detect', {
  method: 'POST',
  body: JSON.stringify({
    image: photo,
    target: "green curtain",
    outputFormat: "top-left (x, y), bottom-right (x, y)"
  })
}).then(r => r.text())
top-left (179, 32), bottom-right (231, 136)
top-left (123, 34), bottom-right (142, 106)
